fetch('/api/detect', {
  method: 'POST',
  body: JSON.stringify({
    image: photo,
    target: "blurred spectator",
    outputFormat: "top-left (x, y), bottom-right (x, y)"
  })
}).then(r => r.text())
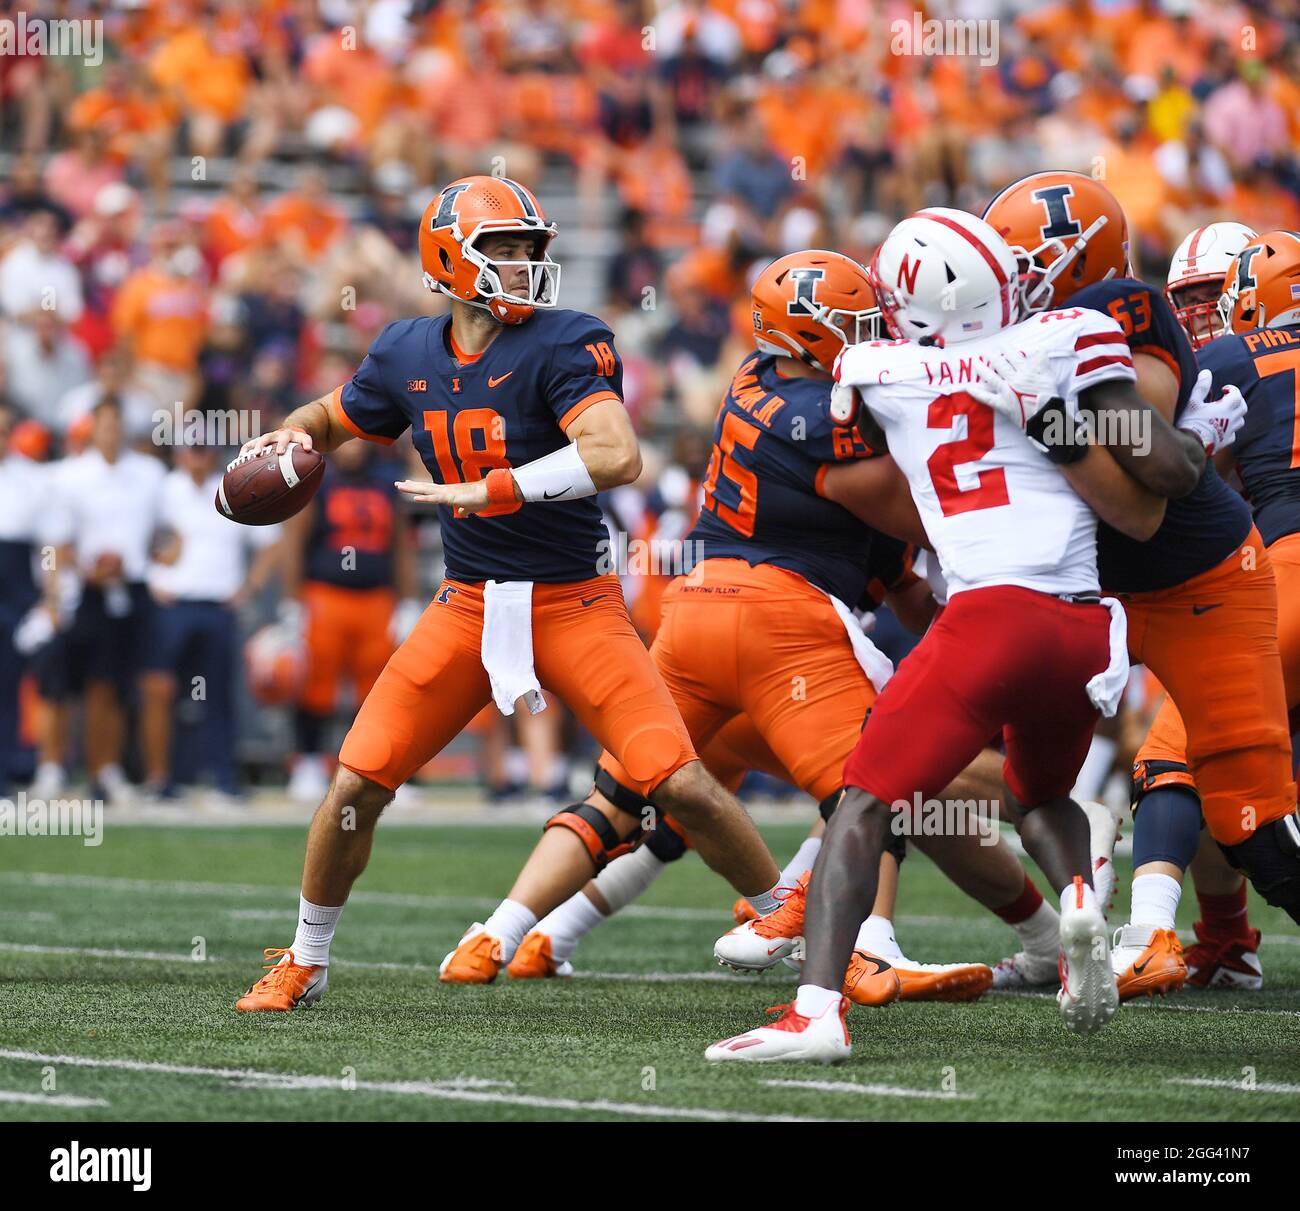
top-left (111, 223), bottom-right (209, 411)
top-left (140, 442), bottom-right (282, 801)
top-left (1203, 59), bottom-right (1290, 171)
top-left (0, 209), bottom-right (84, 322)
top-left (2, 312), bottom-right (92, 428)
top-left (43, 398), bottom-right (165, 803)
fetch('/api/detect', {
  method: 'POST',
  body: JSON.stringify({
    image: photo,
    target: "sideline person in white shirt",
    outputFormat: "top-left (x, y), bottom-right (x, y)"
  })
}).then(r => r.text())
top-left (140, 443), bottom-right (282, 799)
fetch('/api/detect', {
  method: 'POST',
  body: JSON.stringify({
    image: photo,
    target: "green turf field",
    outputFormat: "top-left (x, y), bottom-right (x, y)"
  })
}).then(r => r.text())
top-left (2, 819), bottom-right (1299, 1122)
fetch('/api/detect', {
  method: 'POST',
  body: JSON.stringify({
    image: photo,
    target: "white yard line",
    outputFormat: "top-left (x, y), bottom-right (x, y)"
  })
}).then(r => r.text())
top-left (763, 1078), bottom-right (974, 1101)
top-left (0, 1050), bottom-right (836, 1122)
top-left (0, 1090), bottom-right (109, 1107)
top-left (1168, 1077), bottom-right (1300, 1095)
top-left (0, 940), bottom-right (770, 985)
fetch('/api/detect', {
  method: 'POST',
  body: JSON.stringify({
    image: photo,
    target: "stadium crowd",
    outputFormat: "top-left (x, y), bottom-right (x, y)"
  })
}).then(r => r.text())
top-left (0, 0), bottom-right (1298, 805)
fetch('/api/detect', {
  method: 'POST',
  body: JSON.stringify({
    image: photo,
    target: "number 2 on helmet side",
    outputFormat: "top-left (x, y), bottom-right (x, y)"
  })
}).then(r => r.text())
top-left (926, 392), bottom-right (1010, 516)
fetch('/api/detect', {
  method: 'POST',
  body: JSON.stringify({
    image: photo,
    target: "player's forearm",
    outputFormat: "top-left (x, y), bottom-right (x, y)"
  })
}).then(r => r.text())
top-left (279, 397), bottom-right (350, 454)
top-left (1059, 446), bottom-right (1167, 542)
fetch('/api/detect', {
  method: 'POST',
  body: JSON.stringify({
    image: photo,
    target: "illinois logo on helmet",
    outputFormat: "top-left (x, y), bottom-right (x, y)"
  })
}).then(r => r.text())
top-left (984, 171), bottom-right (1130, 311)
top-left (1217, 230), bottom-right (1300, 335)
top-left (750, 250), bottom-right (881, 371)
top-left (1166, 222), bottom-right (1257, 347)
top-left (419, 175), bottom-right (560, 324)
top-left (867, 207), bottom-right (1020, 345)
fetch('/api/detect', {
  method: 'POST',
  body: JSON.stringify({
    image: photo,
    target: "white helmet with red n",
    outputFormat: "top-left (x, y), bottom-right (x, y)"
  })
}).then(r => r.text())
top-left (867, 207), bottom-right (1021, 346)
top-left (1166, 222), bottom-right (1257, 347)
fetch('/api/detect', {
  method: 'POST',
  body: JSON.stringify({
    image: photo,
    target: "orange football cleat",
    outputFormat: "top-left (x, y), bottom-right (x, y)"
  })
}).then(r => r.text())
top-left (732, 897), bottom-right (759, 926)
top-left (507, 931), bottom-right (572, 979)
top-left (842, 949), bottom-right (902, 1006)
top-left (439, 924), bottom-right (504, 984)
top-left (235, 947), bottom-right (327, 1012)
top-left (1112, 925), bottom-right (1187, 1000)
top-left (895, 961), bottom-right (993, 1002)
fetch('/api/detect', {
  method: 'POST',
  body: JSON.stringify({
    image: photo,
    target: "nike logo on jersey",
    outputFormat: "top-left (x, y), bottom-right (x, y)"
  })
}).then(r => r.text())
top-left (580, 595), bottom-right (607, 607)
top-left (1192, 602), bottom-right (1224, 615)
top-left (488, 372), bottom-right (513, 388)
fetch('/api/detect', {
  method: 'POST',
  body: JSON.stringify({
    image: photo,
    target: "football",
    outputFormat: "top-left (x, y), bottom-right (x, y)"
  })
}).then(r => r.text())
top-left (215, 441), bottom-right (325, 525)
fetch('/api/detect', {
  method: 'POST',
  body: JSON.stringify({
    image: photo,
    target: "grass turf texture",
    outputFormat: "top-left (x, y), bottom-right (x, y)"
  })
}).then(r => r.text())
top-left (1, 821), bottom-right (1298, 1122)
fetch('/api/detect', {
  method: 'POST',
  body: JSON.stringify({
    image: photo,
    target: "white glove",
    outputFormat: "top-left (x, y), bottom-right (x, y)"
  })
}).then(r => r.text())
top-left (968, 350), bottom-right (1058, 429)
top-left (1177, 368), bottom-right (1246, 455)
top-left (389, 598), bottom-right (423, 645)
top-left (829, 381), bottom-right (861, 425)
top-left (276, 597), bottom-right (306, 637)
top-left (13, 605), bottom-right (56, 656)
top-left (970, 350), bottom-right (1087, 463)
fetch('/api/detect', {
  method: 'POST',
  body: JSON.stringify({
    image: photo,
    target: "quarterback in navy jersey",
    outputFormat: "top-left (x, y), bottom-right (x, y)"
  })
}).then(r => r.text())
top-left (232, 175), bottom-right (786, 1011)
top-left (985, 175), bottom-right (1295, 1001)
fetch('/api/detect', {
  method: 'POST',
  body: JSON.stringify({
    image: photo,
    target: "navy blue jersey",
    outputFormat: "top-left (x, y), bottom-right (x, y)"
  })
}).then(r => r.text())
top-left (686, 352), bottom-right (886, 604)
top-left (1200, 324), bottom-right (1300, 546)
top-left (1074, 278), bottom-right (1250, 593)
top-left (334, 309), bottom-right (620, 584)
top-left (304, 462), bottom-right (399, 590)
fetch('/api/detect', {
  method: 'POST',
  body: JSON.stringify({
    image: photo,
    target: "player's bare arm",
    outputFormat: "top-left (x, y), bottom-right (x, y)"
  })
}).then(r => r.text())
top-left (1076, 378), bottom-right (1204, 499)
top-left (1056, 442), bottom-right (1167, 541)
top-left (818, 453), bottom-right (931, 549)
top-left (238, 394), bottom-right (354, 458)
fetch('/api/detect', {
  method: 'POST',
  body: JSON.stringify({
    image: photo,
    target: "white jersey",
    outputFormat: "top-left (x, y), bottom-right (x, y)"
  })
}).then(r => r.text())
top-left (837, 308), bottom-right (1135, 598)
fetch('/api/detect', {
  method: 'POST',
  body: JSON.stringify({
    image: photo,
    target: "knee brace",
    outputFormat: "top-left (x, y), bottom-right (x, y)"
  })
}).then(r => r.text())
top-left (1130, 757), bottom-right (1198, 809)
top-left (644, 813), bottom-right (690, 863)
top-left (594, 765), bottom-right (651, 818)
top-left (1221, 809), bottom-right (1300, 925)
top-left (544, 802), bottom-right (644, 872)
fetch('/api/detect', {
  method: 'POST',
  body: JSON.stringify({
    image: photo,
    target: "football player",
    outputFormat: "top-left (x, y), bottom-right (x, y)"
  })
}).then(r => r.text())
top-left (707, 209), bottom-right (1213, 1062)
top-left (234, 176), bottom-right (789, 1011)
top-left (1132, 231), bottom-right (1300, 984)
top-left (984, 175), bottom-right (1290, 1001)
top-left (1166, 222), bottom-right (1258, 349)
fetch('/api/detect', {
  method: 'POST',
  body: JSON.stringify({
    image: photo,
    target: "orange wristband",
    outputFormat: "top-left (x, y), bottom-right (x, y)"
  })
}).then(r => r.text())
top-left (485, 467), bottom-right (517, 505)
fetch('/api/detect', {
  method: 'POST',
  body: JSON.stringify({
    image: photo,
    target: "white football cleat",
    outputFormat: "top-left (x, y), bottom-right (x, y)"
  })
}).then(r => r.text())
top-left (714, 873), bottom-right (807, 972)
top-left (1057, 876), bottom-right (1119, 1036)
top-left (1081, 799), bottom-right (1125, 914)
top-left (705, 997), bottom-right (851, 1064)
top-left (990, 949), bottom-right (1059, 989)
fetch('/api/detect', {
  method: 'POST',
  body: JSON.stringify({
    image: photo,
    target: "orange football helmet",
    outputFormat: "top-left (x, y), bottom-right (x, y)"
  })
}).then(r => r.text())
top-left (983, 171), bottom-right (1131, 311)
top-left (1218, 230), bottom-right (1300, 335)
top-left (419, 175), bottom-right (559, 324)
top-left (245, 622), bottom-right (306, 707)
top-left (750, 250), bottom-right (881, 372)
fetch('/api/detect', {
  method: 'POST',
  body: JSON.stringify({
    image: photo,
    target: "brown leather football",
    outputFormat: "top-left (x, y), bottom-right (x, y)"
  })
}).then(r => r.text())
top-left (216, 441), bottom-right (325, 525)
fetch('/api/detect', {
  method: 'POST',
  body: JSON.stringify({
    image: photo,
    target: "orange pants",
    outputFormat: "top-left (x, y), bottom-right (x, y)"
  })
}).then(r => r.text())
top-left (1127, 528), bottom-right (1295, 845)
top-left (339, 575), bottom-right (695, 793)
top-left (299, 581), bottom-right (396, 715)
top-left (599, 559), bottom-right (878, 804)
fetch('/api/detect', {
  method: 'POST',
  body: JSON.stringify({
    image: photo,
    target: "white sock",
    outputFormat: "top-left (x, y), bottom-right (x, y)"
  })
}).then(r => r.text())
top-left (1060, 879), bottom-right (1100, 917)
top-left (534, 890), bottom-right (607, 962)
top-left (794, 983), bottom-right (841, 1018)
top-left (290, 896), bottom-right (343, 967)
top-left (747, 883), bottom-right (785, 916)
top-left (780, 836), bottom-right (822, 887)
top-left (482, 898), bottom-right (537, 963)
top-left (855, 914), bottom-right (906, 963)
top-left (1071, 735), bottom-right (1117, 802)
top-left (1129, 873), bottom-right (1181, 931)
top-left (1014, 900), bottom-right (1060, 960)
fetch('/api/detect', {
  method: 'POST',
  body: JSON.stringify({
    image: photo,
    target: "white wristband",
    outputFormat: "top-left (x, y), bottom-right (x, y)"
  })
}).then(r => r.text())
top-left (511, 441), bottom-right (598, 503)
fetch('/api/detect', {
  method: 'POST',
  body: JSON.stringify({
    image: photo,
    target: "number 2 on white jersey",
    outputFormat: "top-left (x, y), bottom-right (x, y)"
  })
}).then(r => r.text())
top-left (926, 392), bottom-right (1010, 517)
